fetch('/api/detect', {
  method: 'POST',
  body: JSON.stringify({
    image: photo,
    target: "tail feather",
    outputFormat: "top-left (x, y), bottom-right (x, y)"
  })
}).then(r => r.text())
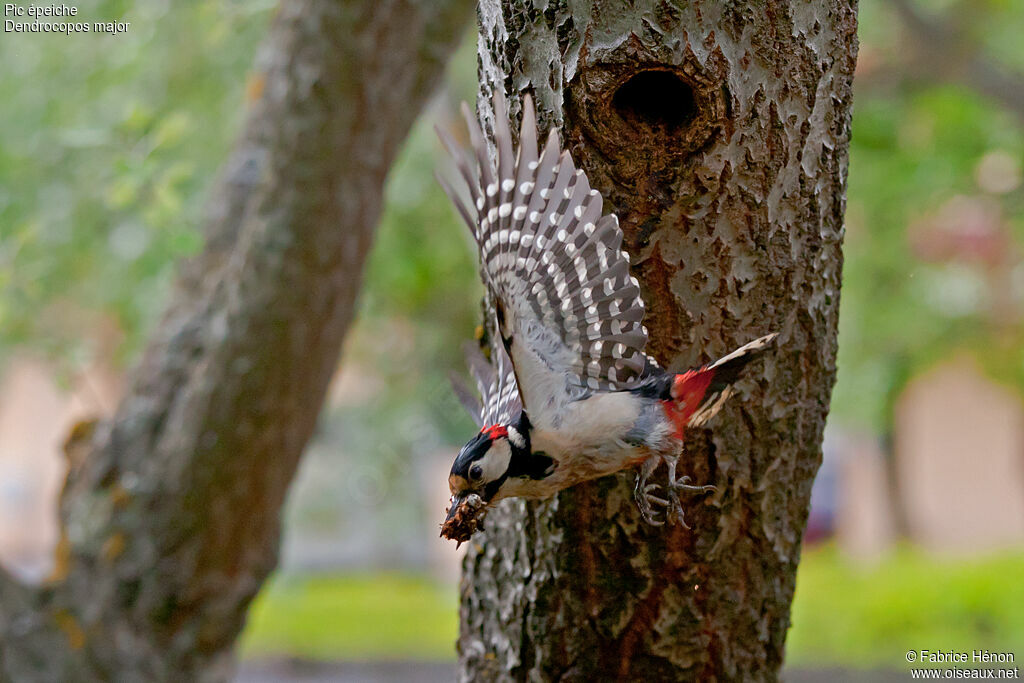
top-left (671, 333), bottom-right (778, 429)
top-left (449, 370), bottom-right (484, 428)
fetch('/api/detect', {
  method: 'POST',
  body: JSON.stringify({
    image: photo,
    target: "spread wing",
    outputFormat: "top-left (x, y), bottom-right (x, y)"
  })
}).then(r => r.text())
top-left (438, 92), bottom-right (656, 428)
top-left (451, 342), bottom-right (522, 428)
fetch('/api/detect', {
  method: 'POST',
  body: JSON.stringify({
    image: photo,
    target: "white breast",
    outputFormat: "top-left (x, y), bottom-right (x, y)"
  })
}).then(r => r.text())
top-left (523, 391), bottom-right (646, 496)
top-left (551, 391), bottom-right (642, 446)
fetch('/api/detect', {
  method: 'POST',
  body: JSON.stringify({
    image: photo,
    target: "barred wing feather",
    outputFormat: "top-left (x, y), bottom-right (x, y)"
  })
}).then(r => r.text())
top-left (457, 342), bottom-right (522, 427)
top-left (439, 92), bottom-right (654, 421)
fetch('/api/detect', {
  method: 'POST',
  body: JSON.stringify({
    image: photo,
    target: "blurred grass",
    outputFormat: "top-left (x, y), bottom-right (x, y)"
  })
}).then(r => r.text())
top-left (241, 573), bottom-right (457, 661)
top-left (787, 545), bottom-right (1024, 667)
top-left (241, 547), bottom-right (1024, 665)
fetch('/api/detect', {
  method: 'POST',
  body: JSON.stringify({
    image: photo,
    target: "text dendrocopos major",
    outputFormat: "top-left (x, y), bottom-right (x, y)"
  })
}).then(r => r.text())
top-left (437, 92), bottom-right (778, 542)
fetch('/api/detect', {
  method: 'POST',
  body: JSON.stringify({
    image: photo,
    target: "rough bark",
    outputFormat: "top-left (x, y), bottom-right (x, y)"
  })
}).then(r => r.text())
top-left (459, 2), bottom-right (856, 681)
top-left (0, 1), bottom-right (470, 681)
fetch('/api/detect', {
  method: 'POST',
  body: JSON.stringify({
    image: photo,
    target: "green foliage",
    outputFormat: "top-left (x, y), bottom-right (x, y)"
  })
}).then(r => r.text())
top-left (241, 573), bottom-right (457, 661)
top-left (787, 546), bottom-right (1024, 667)
top-left (835, 58), bottom-right (1024, 427)
top-left (0, 0), bottom-right (482, 438)
top-left (0, 0), bottom-right (273, 361)
top-left (312, 33), bottom-right (484, 471)
top-left (350, 45), bottom-right (483, 444)
top-left (3, 0), bottom-right (1021, 432)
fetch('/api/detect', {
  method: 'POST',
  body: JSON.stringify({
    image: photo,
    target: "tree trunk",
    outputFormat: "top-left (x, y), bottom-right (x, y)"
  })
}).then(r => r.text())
top-left (0, 1), bottom-right (470, 681)
top-left (459, 2), bottom-right (856, 681)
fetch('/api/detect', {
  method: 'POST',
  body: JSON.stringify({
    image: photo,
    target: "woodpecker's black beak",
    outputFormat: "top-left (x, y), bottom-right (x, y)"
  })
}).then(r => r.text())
top-left (444, 493), bottom-right (467, 524)
top-left (440, 491), bottom-right (487, 545)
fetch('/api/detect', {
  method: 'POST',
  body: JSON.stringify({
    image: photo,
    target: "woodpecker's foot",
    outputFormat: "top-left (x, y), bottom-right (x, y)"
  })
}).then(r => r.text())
top-left (634, 465), bottom-right (670, 526)
top-left (637, 483), bottom-right (670, 526)
top-left (671, 475), bottom-right (717, 495)
top-left (665, 476), bottom-right (716, 527)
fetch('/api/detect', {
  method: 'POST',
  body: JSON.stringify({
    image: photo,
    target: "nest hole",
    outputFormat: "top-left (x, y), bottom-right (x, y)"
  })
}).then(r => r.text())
top-left (611, 70), bottom-right (696, 135)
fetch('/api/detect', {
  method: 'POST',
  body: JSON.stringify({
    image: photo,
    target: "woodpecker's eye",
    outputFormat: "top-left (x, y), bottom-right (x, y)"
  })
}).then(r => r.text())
top-left (469, 464), bottom-right (483, 481)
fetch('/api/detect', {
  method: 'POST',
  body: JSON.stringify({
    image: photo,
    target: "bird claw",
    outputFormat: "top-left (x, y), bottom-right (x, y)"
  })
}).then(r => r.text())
top-left (639, 504), bottom-right (665, 526)
top-left (666, 474), bottom-right (716, 527)
top-left (644, 483), bottom-right (669, 506)
top-left (671, 475), bottom-right (716, 495)
top-left (642, 484), bottom-right (669, 526)
top-left (634, 477), bottom-right (667, 526)
top-left (666, 493), bottom-right (689, 529)
top-left (634, 461), bottom-right (715, 528)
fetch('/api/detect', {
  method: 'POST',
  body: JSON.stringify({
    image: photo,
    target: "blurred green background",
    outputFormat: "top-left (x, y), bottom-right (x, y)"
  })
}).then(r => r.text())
top-left (1, 0), bottom-right (1022, 676)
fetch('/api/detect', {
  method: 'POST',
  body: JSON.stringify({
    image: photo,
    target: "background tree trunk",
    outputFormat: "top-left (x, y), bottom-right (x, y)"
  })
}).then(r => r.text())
top-left (0, 1), bottom-right (470, 681)
top-left (459, 2), bottom-right (856, 681)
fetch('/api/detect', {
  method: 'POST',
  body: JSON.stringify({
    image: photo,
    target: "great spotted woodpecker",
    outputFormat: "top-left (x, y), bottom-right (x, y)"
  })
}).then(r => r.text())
top-left (437, 92), bottom-right (777, 542)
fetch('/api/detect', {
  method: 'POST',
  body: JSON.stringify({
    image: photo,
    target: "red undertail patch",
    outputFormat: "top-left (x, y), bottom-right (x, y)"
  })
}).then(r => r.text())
top-left (662, 368), bottom-right (715, 439)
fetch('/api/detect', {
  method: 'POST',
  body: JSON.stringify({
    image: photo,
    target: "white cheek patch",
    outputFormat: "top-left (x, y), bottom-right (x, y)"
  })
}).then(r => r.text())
top-left (479, 439), bottom-right (512, 483)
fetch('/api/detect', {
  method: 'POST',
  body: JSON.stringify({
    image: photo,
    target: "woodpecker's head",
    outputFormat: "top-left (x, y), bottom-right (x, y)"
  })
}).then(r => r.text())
top-left (440, 422), bottom-right (529, 543)
top-left (449, 423), bottom-right (527, 502)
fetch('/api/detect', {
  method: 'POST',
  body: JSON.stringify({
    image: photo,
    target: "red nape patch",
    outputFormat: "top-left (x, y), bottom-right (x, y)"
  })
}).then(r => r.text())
top-left (482, 424), bottom-right (508, 440)
top-left (663, 368), bottom-right (715, 438)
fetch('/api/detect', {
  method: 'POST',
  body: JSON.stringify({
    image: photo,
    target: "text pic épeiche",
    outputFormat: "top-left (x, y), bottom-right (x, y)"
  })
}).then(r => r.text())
top-left (5, 3), bottom-right (77, 16)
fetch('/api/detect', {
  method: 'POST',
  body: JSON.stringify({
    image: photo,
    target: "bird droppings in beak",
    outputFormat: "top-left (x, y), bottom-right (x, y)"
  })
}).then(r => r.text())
top-left (440, 493), bottom-right (487, 545)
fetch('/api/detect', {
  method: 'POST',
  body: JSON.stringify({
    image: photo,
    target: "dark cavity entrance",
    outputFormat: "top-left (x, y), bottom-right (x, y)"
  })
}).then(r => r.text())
top-left (612, 70), bottom-right (696, 134)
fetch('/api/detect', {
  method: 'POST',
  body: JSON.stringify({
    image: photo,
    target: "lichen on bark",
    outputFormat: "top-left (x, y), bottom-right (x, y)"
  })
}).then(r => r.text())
top-left (459, 1), bottom-right (857, 681)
